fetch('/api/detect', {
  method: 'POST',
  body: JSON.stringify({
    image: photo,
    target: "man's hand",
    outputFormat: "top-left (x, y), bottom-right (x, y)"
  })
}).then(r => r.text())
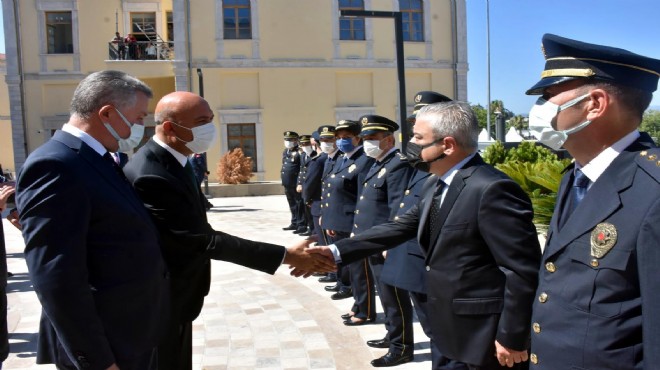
top-left (296, 185), bottom-right (302, 193)
top-left (0, 184), bottom-right (16, 210)
top-left (284, 239), bottom-right (336, 278)
top-left (7, 208), bottom-right (21, 230)
top-left (495, 340), bottom-right (528, 367)
top-left (325, 229), bottom-right (336, 237)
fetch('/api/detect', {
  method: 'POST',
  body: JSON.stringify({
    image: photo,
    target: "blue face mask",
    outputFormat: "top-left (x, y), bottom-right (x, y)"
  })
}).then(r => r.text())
top-left (336, 138), bottom-right (355, 153)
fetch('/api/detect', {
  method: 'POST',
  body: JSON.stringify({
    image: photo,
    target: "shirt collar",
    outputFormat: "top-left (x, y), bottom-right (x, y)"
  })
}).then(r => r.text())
top-left (152, 135), bottom-right (189, 167)
top-left (62, 123), bottom-right (107, 156)
top-left (440, 152), bottom-right (477, 186)
top-left (376, 147), bottom-right (397, 163)
top-left (578, 130), bottom-right (640, 183)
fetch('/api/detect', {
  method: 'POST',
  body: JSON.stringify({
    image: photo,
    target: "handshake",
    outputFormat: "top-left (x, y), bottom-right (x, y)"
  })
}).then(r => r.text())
top-left (282, 239), bottom-right (336, 278)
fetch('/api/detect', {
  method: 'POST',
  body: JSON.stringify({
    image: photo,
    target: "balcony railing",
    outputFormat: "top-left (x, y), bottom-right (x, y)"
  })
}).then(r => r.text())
top-left (108, 41), bottom-right (174, 61)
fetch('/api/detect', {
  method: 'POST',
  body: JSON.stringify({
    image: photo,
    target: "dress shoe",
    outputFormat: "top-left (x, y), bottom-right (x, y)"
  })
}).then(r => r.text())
top-left (299, 228), bottom-right (313, 236)
top-left (325, 284), bottom-right (340, 292)
top-left (366, 338), bottom-right (390, 349)
top-left (340, 312), bottom-right (354, 320)
top-left (318, 275), bottom-right (335, 283)
top-left (282, 224), bottom-right (297, 231)
top-left (293, 227), bottom-right (307, 234)
top-left (343, 316), bottom-right (375, 326)
top-left (370, 352), bottom-right (413, 367)
top-left (331, 289), bottom-right (353, 300)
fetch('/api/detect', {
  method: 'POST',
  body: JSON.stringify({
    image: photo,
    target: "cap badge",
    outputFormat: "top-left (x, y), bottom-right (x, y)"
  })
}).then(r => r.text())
top-left (323, 127), bottom-right (329, 133)
top-left (414, 94), bottom-right (422, 103)
top-left (378, 168), bottom-right (387, 178)
top-left (590, 222), bottom-right (617, 259)
top-left (348, 164), bottom-right (357, 173)
top-left (362, 117), bottom-right (369, 125)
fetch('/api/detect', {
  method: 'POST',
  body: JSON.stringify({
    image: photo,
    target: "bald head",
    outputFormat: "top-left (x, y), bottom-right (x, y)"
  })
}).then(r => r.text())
top-left (155, 91), bottom-right (215, 155)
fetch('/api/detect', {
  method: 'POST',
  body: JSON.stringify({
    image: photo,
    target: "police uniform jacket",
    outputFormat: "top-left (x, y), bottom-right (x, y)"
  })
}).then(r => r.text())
top-left (334, 154), bottom-right (541, 366)
top-left (380, 169), bottom-right (433, 293)
top-left (320, 147), bottom-right (374, 233)
top-left (352, 150), bottom-right (413, 235)
top-left (302, 152), bottom-right (326, 203)
top-left (529, 138), bottom-right (660, 369)
top-left (296, 151), bottom-right (313, 186)
top-left (281, 148), bottom-right (301, 187)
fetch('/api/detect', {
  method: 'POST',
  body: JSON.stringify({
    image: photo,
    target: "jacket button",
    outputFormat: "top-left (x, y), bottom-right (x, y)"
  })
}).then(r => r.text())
top-left (538, 292), bottom-right (548, 303)
top-left (327, 193), bottom-right (331, 197)
top-left (355, 210), bottom-right (360, 214)
top-left (590, 259), bottom-right (599, 268)
top-left (405, 190), bottom-right (410, 195)
top-left (354, 224), bottom-right (358, 228)
top-left (394, 216), bottom-right (399, 221)
top-left (360, 196), bottom-right (364, 200)
top-left (400, 203), bottom-right (404, 208)
top-left (545, 262), bottom-right (556, 273)
top-left (532, 322), bottom-right (541, 333)
top-left (425, 266), bottom-right (430, 271)
top-left (364, 183), bottom-right (367, 187)
top-left (530, 353), bottom-right (538, 364)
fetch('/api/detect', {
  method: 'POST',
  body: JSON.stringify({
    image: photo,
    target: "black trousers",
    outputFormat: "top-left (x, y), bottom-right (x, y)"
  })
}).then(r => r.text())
top-left (283, 185), bottom-right (300, 226)
top-left (157, 320), bottom-right (193, 370)
top-left (348, 256), bottom-right (376, 321)
top-left (369, 255), bottom-right (414, 356)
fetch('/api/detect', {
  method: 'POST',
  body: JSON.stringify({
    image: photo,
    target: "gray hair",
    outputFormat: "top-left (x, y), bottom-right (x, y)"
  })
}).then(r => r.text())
top-left (70, 70), bottom-right (153, 118)
top-left (416, 101), bottom-right (479, 150)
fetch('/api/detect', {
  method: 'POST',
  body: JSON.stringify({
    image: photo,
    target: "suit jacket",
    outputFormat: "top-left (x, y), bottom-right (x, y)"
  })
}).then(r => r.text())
top-left (281, 148), bottom-right (301, 187)
top-left (380, 169), bottom-right (433, 293)
top-left (16, 130), bottom-right (168, 370)
top-left (335, 154), bottom-right (541, 366)
top-left (352, 150), bottom-right (413, 234)
top-left (530, 138), bottom-right (660, 369)
top-left (124, 139), bottom-right (286, 323)
top-left (320, 147), bottom-right (374, 233)
top-left (302, 152), bottom-right (326, 203)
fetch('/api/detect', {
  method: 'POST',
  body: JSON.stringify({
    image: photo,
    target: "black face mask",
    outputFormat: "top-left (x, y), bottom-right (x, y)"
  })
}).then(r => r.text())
top-left (406, 140), bottom-right (446, 172)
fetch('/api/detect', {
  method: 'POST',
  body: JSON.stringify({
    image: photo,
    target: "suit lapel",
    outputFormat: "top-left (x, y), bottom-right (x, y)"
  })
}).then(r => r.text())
top-left (146, 140), bottom-right (207, 217)
top-left (545, 149), bottom-right (637, 258)
top-left (52, 131), bottom-right (147, 215)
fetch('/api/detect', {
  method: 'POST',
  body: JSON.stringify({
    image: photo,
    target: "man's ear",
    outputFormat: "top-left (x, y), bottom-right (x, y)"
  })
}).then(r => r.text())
top-left (585, 88), bottom-right (608, 121)
top-left (98, 105), bottom-right (114, 122)
top-left (442, 136), bottom-right (458, 155)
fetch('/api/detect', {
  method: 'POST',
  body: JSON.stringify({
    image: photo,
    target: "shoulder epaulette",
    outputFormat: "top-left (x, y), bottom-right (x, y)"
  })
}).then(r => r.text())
top-left (636, 148), bottom-right (660, 182)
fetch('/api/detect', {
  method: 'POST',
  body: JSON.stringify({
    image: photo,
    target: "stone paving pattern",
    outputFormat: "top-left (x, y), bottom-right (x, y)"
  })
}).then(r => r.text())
top-left (3, 195), bottom-right (432, 369)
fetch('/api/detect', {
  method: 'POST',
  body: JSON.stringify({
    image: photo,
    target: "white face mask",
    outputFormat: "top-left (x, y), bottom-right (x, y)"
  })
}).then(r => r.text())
top-left (363, 139), bottom-right (384, 158)
top-left (104, 107), bottom-right (133, 142)
top-left (528, 93), bottom-right (592, 150)
top-left (284, 140), bottom-right (297, 149)
top-left (320, 142), bottom-right (336, 154)
top-left (117, 123), bottom-right (145, 152)
top-left (302, 146), bottom-right (313, 155)
top-left (171, 121), bottom-right (218, 154)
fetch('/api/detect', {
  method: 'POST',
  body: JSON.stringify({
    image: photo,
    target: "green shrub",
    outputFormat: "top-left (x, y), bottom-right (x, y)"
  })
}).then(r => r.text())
top-left (482, 141), bottom-right (507, 165)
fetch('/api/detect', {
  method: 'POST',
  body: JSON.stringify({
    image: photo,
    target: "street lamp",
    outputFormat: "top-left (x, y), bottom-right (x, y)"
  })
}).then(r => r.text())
top-left (340, 9), bottom-right (409, 151)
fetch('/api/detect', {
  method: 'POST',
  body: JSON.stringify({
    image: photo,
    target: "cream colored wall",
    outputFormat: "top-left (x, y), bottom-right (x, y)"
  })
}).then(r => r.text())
top-left (430, 1), bottom-right (455, 62)
top-left (0, 66), bottom-right (12, 175)
top-left (189, 1), bottom-right (215, 62)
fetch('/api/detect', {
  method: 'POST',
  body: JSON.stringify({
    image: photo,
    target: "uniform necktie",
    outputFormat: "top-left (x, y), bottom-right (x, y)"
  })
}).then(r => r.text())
top-left (428, 179), bottom-right (446, 241)
top-left (103, 152), bottom-right (129, 183)
top-left (341, 155), bottom-right (348, 168)
top-left (559, 169), bottom-right (590, 229)
top-left (112, 152), bottom-right (121, 165)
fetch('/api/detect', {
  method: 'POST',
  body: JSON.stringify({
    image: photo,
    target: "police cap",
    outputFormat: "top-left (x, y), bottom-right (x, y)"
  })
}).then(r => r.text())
top-left (283, 131), bottom-right (299, 140)
top-left (408, 91), bottom-right (452, 121)
top-left (335, 120), bottom-right (361, 135)
top-left (317, 125), bottom-right (336, 138)
top-left (359, 115), bottom-right (399, 137)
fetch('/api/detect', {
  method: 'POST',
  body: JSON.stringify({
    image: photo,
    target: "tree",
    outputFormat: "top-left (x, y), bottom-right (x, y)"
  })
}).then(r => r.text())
top-left (640, 109), bottom-right (660, 144)
top-left (508, 115), bottom-right (529, 138)
top-left (471, 100), bottom-right (515, 140)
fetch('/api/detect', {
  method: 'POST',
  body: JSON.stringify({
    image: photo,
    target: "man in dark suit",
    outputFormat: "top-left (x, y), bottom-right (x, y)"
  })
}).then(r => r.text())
top-left (353, 115), bottom-right (415, 367)
top-left (524, 34), bottom-right (660, 369)
top-left (281, 131), bottom-right (306, 233)
top-left (307, 101), bottom-right (541, 369)
top-left (123, 91), bottom-right (335, 370)
top-left (378, 91), bottom-right (452, 368)
top-left (0, 181), bottom-right (14, 369)
top-left (16, 70), bottom-right (169, 370)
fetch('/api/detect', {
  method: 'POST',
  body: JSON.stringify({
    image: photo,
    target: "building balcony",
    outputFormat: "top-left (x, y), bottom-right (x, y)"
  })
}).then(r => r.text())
top-left (106, 41), bottom-right (175, 78)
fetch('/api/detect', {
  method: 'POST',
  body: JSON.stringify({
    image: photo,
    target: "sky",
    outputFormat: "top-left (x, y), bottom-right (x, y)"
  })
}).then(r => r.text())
top-left (466, 0), bottom-right (660, 114)
top-left (0, 1), bottom-right (659, 115)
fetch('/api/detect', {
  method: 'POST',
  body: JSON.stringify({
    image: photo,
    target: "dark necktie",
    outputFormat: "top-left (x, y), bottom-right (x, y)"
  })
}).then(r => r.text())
top-left (428, 179), bottom-right (446, 241)
top-left (341, 155), bottom-right (348, 169)
top-left (184, 161), bottom-right (201, 196)
top-left (559, 169), bottom-right (590, 229)
top-left (103, 152), bottom-right (129, 183)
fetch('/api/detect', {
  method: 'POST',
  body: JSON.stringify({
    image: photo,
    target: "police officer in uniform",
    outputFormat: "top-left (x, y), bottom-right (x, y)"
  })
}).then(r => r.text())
top-left (379, 91), bottom-right (453, 369)
top-left (281, 131), bottom-right (306, 233)
top-left (320, 120), bottom-right (374, 303)
top-left (352, 115), bottom-right (415, 367)
top-left (525, 34), bottom-right (660, 370)
top-left (296, 135), bottom-right (315, 236)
